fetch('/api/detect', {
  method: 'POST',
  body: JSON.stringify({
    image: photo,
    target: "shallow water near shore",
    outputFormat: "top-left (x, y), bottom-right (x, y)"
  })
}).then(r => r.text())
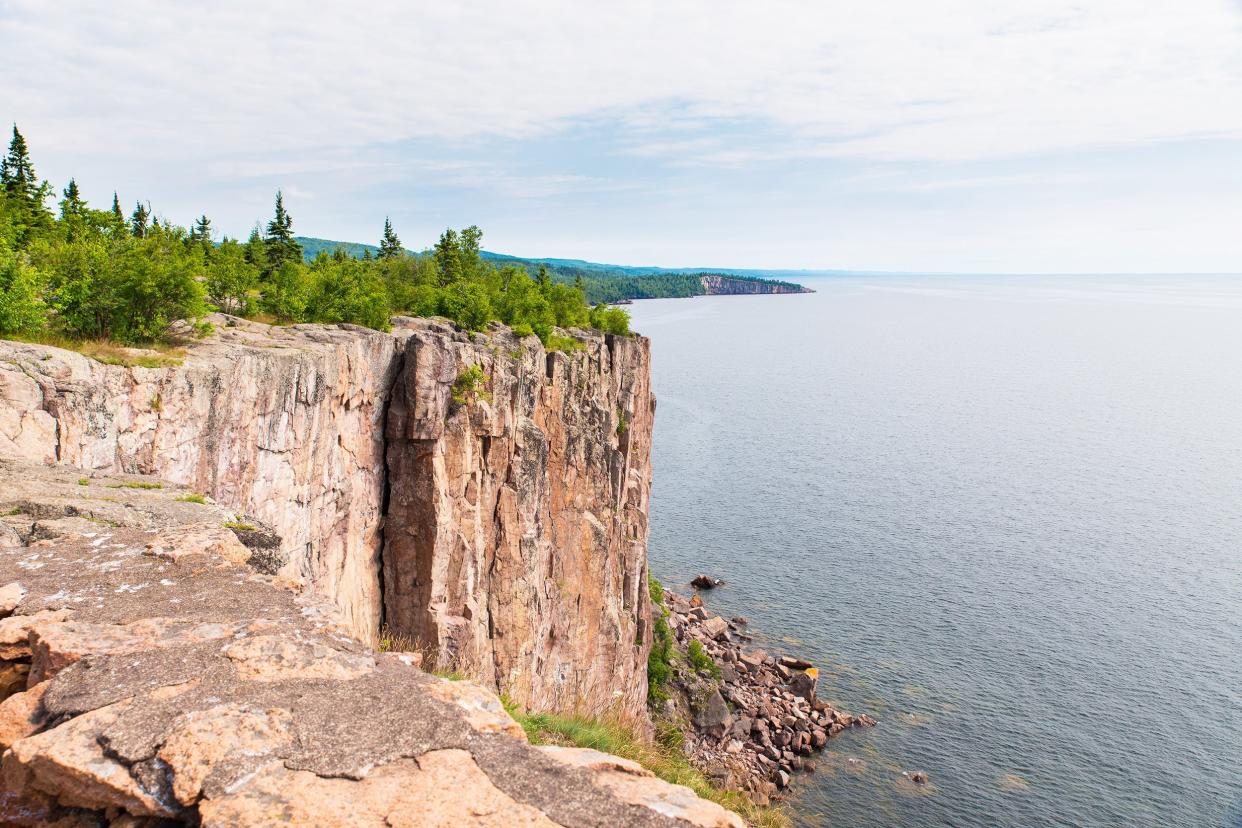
top-left (628, 274), bottom-right (1242, 828)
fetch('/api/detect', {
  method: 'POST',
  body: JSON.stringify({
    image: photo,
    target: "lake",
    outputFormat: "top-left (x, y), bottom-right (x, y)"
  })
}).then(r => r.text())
top-left (628, 275), bottom-right (1242, 827)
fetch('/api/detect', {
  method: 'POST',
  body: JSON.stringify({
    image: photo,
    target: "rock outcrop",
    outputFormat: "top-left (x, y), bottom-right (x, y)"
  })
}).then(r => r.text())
top-left (0, 315), bottom-right (655, 718)
top-left (384, 321), bottom-right (653, 716)
top-left (698, 275), bottom-right (812, 296)
top-left (0, 320), bottom-right (398, 644)
top-left (657, 589), bottom-right (876, 805)
top-left (0, 460), bottom-right (740, 827)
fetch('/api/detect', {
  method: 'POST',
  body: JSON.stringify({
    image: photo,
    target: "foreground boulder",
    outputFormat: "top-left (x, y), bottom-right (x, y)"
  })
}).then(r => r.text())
top-left (0, 461), bottom-right (741, 827)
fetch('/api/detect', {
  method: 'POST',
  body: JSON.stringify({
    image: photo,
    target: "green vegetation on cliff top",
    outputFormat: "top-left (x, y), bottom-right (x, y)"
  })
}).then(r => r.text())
top-left (0, 125), bottom-right (629, 349)
top-left (296, 235), bottom-right (810, 304)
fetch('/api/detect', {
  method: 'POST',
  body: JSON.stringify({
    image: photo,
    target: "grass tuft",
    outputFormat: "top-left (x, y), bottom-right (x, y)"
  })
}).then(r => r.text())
top-left (175, 493), bottom-right (207, 504)
top-left (503, 702), bottom-right (789, 828)
top-left (224, 520), bottom-right (257, 532)
top-left (110, 481), bottom-right (163, 490)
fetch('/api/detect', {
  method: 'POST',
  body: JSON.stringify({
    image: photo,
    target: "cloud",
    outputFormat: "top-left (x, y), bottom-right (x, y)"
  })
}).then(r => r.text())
top-left (3, 0), bottom-right (1241, 166)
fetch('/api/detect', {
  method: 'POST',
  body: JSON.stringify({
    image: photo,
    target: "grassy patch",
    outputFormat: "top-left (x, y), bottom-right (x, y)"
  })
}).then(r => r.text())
top-left (377, 625), bottom-right (419, 654)
top-left (505, 703), bottom-right (789, 828)
top-left (1, 507), bottom-right (23, 517)
top-left (224, 520), bottom-right (257, 532)
top-left (175, 493), bottom-right (207, 504)
top-left (545, 332), bottom-right (584, 353)
top-left (8, 332), bottom-right (186, 368)
top-left (616, 407), bottom-right (630, 437)
top-left (77, 478), bottom-right (89, 486)
top-left (110, 481), bottom-right (163, 490)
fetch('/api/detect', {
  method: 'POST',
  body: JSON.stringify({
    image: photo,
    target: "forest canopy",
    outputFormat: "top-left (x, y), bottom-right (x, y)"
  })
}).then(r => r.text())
top-left (0, 125), bottom-right (630, 347)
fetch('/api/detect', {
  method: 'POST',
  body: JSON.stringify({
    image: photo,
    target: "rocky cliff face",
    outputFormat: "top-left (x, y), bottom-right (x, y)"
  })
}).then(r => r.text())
top-left (385, 321), bottom-right (653, 716)
top-left (698, 274), bottom-right (812, 295)
top-left (0, 315), bottom-right (654, 718)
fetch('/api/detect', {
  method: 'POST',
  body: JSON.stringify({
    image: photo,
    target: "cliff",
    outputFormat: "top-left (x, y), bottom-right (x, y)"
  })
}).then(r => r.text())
top-left (384, 320), bottom-right (653, 715)
top-left (0, 459), bottom-right (741, 827)
top-left (0, 314), bottom-right (654, 719)
top-left (698, 275), bottom-right (812, 296)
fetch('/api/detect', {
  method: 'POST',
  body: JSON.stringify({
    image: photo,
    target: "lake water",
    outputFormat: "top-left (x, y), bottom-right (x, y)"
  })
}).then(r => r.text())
top-left (627, 275), bottom-right (1242, 828)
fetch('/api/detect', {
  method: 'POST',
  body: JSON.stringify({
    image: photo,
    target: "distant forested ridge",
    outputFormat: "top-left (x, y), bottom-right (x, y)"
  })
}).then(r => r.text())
top-left (294, 237), bottom-right (813, 304)
top-left (0, 125), bottom-right (630, 351)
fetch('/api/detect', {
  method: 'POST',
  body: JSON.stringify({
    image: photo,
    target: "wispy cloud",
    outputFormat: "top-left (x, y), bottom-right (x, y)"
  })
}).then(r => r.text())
top-left (4, 0), bottom-right (1241, 165)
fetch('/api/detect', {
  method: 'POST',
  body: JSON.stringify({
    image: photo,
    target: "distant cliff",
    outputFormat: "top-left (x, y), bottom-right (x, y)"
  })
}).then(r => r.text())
top-left (0, 314), bottom-right (655, 719)
top-left (698, 273), bottom-right (813, 296)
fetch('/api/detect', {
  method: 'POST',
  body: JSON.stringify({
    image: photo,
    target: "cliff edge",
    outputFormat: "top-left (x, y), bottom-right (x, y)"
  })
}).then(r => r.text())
top-left (0, 315), bottom-right (654, 719)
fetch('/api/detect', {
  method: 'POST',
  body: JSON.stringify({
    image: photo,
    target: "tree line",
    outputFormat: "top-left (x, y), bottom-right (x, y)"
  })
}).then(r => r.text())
top-left (0, 125), bottom-right (630, 346)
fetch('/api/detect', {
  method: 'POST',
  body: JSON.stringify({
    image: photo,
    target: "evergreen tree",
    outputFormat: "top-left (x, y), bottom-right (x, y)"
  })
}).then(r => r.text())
top-left (434, 229), bottom-right (462, 287)
top-left (379, 217), bottom-right (402, 259)
top-left (1, 124), bottom-right (53, 240)
top-left (243, 225), bottom-right (266, 267)
top-left (2, 125), bottom-right (40, 205)
top-left (263, 191), bottom-right (301, 273)
top-left (60, 179), bottom-right (86, 219)
top-left (111, 192), bottom-right (124, 223)
top-left (131, 201), bottom-right (150, 238)
top-left (190, 214), bottom-right (213, 247)
top-left (537, 263), bottom-right (552, 292)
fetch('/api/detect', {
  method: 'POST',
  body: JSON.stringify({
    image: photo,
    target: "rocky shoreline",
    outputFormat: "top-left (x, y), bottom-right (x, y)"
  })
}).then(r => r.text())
top-left (657, 585), bottom-right (876, 807)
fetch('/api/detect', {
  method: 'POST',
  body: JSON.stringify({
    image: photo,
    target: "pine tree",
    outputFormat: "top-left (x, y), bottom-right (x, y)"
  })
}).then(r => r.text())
top-left (60, 178), bottom-right (86, 219)
top-left (379, 217), bottom-right (402, 259)
top-left (111, 192), bottom-right (123, 223)
top-left (244, 226), bottom-right (266, 267)
top-left (2, 124), bottom-right (53, 238)
top-left (131, 201), bottom-right (150, 239)
top-left (537, 263), bottom-right (551, 292)
top-left (190, 214), bottom-right (213, 246)
top-left (263, 191), bottom-right (302, 273)
top-left (2, 125), bottom-right (38, 204)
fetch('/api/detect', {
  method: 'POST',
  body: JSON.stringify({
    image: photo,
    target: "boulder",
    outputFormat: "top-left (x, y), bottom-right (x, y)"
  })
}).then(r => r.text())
top-left (788, 668), bottom-right (818, 701)
top-left (690, 575), bottom-right (723, 589)
top-left (693, 688), bottom-right (734, 739)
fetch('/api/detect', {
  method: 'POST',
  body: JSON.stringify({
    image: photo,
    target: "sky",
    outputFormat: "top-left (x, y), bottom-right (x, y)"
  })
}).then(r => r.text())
top-left (2, 0), bottom-right (1241, 273)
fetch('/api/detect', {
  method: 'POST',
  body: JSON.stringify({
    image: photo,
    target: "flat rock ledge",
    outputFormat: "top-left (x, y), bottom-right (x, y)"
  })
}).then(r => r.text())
top-left (0, 460), bottom-right (742, 828)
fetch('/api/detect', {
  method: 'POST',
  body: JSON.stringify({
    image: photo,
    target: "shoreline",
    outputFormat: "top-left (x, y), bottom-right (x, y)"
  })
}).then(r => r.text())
top-left (655, 584), bottom-right (877, 807)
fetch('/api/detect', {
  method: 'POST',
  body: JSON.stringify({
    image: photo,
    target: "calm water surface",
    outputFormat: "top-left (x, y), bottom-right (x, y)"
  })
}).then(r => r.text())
top-left (627, 275), bottom-right (1242, 828)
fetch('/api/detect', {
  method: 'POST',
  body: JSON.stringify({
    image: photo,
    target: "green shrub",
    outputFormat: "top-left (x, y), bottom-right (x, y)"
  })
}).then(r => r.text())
top-left (175, 493), bottom-right (207, 504)
top-left (451, 364), bottom-right (491, 406)
top-left (687, 639), bottom-right (722, 680)
top-left (647, 576), bottom-right (674, 704)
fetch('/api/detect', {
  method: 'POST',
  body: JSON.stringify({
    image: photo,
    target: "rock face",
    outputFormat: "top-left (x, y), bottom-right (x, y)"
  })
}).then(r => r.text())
top-left (0, 318), bottom-right (398, 644)
top-left (698, 274), bottom-right (813, 296)
top-left (0, 315), bottom-right (655, 717)
top-left (0, 461), bottom-right (740, 827)
top-left (384, 320), bottom-right (653, 716)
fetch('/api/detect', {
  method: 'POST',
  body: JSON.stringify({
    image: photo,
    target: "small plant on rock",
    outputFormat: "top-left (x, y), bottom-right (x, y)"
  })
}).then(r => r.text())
top-left (451, 364), bottom-right (492, 406)
top-left (687, 639), bottom-right (722, 680)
